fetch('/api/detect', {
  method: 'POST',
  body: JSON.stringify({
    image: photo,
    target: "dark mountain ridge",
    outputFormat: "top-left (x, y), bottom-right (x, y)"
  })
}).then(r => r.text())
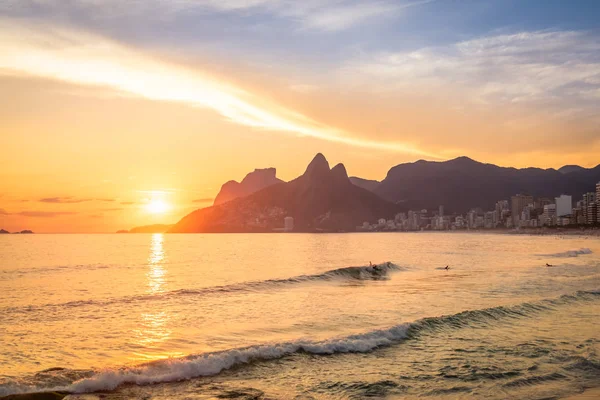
top-left (170, 154), bottom-right (399, 233)
top-left (374, 156), bottom-right (600, 213)
top-left (214, 167), bottom-right (283, 205)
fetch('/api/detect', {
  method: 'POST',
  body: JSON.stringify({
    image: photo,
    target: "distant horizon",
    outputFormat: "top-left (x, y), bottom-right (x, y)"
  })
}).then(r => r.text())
top-left (2, 153), bottom-right (599, 234)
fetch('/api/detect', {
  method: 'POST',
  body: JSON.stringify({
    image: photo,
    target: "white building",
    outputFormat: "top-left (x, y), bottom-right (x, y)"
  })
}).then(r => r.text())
top-left (555, 194), bottom-right (572, 217)
top-left (284, 216), bottom-right (294, 232)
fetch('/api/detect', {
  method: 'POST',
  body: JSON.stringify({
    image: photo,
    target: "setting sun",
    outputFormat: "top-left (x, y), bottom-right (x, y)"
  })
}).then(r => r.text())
top-left (146, 199), bottom-right (170, 214)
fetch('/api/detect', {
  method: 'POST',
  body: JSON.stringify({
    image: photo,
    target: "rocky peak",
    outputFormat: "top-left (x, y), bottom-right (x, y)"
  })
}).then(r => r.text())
top-left (304, 153), bottom-right (331, 179)
top-left (331, 163), bottom-right (349, 182)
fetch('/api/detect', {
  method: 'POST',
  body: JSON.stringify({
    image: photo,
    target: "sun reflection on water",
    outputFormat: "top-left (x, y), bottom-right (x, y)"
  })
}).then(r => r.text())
top-left (147, 233), bottom-right (166, 294)
top-left (129, 234), bottom-right (184, 362)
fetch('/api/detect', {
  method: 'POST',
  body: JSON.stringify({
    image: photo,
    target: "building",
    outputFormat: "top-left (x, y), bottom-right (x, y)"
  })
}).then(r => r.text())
top-left (511, 194), bottom-right (533, 226)
top-left (540, 204), bottom-right (556, 226)
top-left (284, 216), bottom-right (294, 232)
top-left (534, 198), bottom-right (552, 210)
top-left (555, 194), bottom-right (572, 217)
top-left (484, 211), bottom-right (496, 229)
top-left (597, 182), bottom-right (600, 223)
top-left (438, 205), bottom-right (444, 217)
top-left (583, 192), bottom-right (596, 224)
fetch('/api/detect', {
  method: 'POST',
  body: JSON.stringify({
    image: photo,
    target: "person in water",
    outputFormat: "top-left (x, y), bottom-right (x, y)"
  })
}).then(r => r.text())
top-left (546, 263), bottom-right (553, 267)
top-left (445, 265), bottom-right (450, 270)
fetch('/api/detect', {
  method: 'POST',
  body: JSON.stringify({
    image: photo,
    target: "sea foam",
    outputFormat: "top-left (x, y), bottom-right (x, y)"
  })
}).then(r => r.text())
top-left (3, 290), bottom-right (598, 396)
top-left (539, 248), bottom-right (593, 258)
top-left (68, 323), bottom-right (412, 393)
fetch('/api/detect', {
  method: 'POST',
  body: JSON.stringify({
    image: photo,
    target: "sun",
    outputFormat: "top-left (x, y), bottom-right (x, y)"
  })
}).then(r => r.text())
top-left (146, 199), bottom-right (170, 214)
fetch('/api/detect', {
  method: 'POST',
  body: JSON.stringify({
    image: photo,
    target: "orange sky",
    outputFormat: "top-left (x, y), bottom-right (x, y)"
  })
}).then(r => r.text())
top-left (1, 4), bottom-right (599, 233)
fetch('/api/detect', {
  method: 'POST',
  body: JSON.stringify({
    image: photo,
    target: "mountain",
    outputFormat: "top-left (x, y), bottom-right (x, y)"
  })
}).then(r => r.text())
top-left (558, 165), bottom-right (585, 175)
top-left (214, 168), bottom-right (283, 205)
top-left (170, 154), bottom-right (399, 233)
top-left (349, 177), bottom-right (380, 192)
top-left (0, 229), bottom-right (10, 234)
top-left (125, 224), bottom-right (173, 233)
top-left (374, 156), bottom-right (600, 213)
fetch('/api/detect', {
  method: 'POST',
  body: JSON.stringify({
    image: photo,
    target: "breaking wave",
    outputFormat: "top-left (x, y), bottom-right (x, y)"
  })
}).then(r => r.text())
top-left (538, 248), bottom-right (593, 258)
top-left (2, 290), bottom-right (598, 397)
top-left (1, 263), bottom-right (403, 315)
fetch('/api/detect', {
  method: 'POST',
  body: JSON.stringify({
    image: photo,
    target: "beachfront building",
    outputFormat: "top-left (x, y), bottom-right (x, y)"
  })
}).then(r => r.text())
top-left (284, 216), bottom-right (294, 232)
top-left (511, 194), bottom-right (533, 227)
top-left (555, 194), bottom-right (572, 217)
top-left (583, 192), bottom-right (596, 224)
top-left (539, 204), bottom-right (557, 226)
top-left (597, 182), bottom-right (600, 223)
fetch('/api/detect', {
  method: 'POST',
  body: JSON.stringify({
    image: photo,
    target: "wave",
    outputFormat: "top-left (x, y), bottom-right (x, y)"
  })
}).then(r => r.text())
top-left (538, 248), bottom-right (593, 258)
top-left (2, 290), bottom-right (598, 397)
top-left (0, 263), bottom-right (403, 315)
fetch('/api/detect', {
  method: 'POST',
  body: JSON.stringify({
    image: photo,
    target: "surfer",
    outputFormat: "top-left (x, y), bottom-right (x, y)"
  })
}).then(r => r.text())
top-left (445, 265), bottom-right (450, 270)
top-left (546, 263), bottom-right (553, 267)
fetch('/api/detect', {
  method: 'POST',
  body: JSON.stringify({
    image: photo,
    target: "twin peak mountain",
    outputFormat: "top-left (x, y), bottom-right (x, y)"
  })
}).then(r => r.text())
top-left (170, 154), bottom-right (396, 232)
top-left (169, 153), bottom-right (600, 233)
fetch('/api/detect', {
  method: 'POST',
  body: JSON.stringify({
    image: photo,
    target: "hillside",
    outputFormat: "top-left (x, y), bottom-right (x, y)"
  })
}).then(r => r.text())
top-left (374, 157), bottom-right (600, 213)
top-left (170, 154), bottom-right (398, 232)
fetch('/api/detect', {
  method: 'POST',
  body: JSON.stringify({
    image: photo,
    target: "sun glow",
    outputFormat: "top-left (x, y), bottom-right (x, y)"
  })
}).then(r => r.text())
top-left (146, 199), bottom-right (170, 214)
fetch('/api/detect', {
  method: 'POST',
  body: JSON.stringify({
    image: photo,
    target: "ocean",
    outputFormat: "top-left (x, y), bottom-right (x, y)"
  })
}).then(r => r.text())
top-left (0, 233), bottom-right (599, 399)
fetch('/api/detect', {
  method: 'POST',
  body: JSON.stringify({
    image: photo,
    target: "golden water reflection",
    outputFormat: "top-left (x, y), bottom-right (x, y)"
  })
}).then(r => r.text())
top-left (130, 234), bottom-right (184, 362)
top-left (147, 233), bottom-right (166, 294)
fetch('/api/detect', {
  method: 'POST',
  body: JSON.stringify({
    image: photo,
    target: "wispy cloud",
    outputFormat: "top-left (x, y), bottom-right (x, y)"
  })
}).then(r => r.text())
top-left (341, 30), bottom-right (600, 118)
top-left (0, 19), bottom-right (435, 156)
top-left (39, 197), bottom-right (92, 203)
top-left (120, 201), bottom-right (137, 205)
top-left (293, 0), bottom-right (432, 32)
top-left (15, 211), bottom-right (78, 217)
top-left (1, 0), bottom-right (430, 32)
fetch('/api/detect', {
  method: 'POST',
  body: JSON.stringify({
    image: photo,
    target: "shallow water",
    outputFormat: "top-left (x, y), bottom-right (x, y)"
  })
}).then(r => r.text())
top-left (0, 232), bottom-right (599, 399)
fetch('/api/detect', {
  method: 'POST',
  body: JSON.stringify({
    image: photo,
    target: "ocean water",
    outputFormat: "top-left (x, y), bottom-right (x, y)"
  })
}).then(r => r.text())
top-left (0, 232), bottom-right (599, 399)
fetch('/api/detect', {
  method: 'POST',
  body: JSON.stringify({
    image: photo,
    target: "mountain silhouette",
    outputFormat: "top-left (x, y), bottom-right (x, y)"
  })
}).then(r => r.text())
top-left (558, 165), bottom-right (586, 175)
top-left (349, 176), bottom-right (380, 191)
top-left (170, 154), bottom-right (398, 232)
top-left (373, 156), bottom-right (600, 213)
top-left (214, 167), bottom-right (283, 205)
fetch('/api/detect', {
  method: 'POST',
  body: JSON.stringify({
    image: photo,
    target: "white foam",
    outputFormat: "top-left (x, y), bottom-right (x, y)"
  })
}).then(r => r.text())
top-left (67, 323), bottom-right (411, 393)
top-left (539, 248), bottom-right (593, 258)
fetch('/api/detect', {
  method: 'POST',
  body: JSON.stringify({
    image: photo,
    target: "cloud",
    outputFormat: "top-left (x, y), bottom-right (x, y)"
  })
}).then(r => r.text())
top-left (293, 0), bottom-right (431, 32)
top-left (96, 198), bottom-right (116, 202)
top-left (0, 0), bottom-right (429, 32)
top-left (39, 197), bottom-right (92, 203)
top-left (0, 19), bottom-right (435, 157)
top-left (15, 211), bottom-right (78, 217)
top-left (120, 201), bottom-right (137, 205)
top-left (341, 30), bottom-right (600, 119)
top-left (193, 198), bottom-right (213, 203)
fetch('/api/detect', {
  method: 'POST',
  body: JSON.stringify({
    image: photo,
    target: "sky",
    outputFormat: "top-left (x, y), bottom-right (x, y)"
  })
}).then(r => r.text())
top-left (1, 0), bottom-right (599, 232)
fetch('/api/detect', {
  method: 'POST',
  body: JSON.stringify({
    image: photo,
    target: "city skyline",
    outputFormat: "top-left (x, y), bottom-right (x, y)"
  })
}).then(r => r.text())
top-left (2, 153), bottom-right (599, 233)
